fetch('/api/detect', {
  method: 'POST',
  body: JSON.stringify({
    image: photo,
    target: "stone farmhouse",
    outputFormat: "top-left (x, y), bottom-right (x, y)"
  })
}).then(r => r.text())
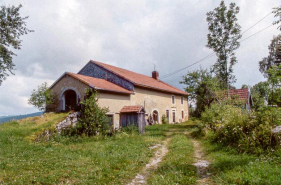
top-left (49, 60), bottom-right (189, 129)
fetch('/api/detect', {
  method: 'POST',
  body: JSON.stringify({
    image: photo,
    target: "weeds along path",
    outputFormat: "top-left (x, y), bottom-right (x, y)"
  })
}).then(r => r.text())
top-left (127, 138), bottom-right (171, 185)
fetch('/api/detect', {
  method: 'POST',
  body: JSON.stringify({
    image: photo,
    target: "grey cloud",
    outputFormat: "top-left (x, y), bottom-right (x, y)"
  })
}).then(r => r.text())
top-left (0, 0), bottom-right (280, 116)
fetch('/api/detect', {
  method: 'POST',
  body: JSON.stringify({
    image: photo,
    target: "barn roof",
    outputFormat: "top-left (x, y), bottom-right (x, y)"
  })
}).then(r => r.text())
top-left (88, 60), bottom-right (189, 96)
top-left (67, 72), bottom-right (134, 94)
top-left (120, 105), bottom-right (144, 113)
top-left (50, 72), bottom-right (134, 94)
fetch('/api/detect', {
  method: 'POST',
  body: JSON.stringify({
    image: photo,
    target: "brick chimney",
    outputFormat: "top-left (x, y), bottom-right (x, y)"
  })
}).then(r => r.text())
top-left (152, 71), bottom-right (159, 80)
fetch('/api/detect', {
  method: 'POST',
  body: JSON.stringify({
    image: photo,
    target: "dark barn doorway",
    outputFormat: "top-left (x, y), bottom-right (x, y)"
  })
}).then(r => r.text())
top-left (64, 90), bottom-right (77, 110)
top-left (152, 110), bottom-right (159, 123)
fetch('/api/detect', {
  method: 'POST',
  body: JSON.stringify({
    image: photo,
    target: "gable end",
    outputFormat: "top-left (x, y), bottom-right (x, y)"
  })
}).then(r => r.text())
top-left (79, 62), bottom-right (134, 91)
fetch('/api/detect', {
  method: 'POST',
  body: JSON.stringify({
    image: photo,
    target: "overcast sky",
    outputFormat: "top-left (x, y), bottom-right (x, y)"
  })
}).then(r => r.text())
top-left (0, 0), bottom-right (280, 116)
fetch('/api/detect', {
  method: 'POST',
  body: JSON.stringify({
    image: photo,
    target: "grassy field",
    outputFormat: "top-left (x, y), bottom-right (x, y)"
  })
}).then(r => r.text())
top-left (0, 113), bottom-right (196, 184)
top-left (3, 113), bottom-right (281, 185)
top-left (200, 134), bottom-right (281, 185)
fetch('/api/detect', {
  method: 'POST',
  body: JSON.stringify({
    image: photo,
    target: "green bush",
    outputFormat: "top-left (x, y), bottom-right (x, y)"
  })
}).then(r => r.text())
top-left (66, 89), bottom-right (111, 136)
top-left (190, 119), bottom-right (205, 138)
top-left (161, 115), bottom-right (168, 124)
top-left (201, 104), bottom-right (281, 154)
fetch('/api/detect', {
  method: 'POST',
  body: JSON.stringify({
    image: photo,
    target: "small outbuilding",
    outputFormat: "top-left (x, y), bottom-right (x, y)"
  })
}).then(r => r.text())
top-left (120, 105), bottom-right (146, 134)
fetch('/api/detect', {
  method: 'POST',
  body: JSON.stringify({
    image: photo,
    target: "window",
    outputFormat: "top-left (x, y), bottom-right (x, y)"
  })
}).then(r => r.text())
top-left (172, 111), bottom-right (176, 123)
top-left (182, 110), bottom-right (184, 119)
top-left (166, 110), bottom-right (169, 123)
top-left (181, 97), bottom-right (184, 105)
top-left (172, 95), bottom-right (175, 104)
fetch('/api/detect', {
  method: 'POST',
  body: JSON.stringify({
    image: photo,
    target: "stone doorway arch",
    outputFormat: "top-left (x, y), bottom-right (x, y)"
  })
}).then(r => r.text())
top-left (60, 88), bottom-right (80, 111)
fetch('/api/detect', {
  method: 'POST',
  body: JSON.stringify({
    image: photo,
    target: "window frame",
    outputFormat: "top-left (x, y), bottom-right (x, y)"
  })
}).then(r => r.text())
top-left (172, 110), bottom-right (176, 123)
top-left (171, 95), bottom-right (175, 104)
top-left (181, 97), bottom-right (184, 105)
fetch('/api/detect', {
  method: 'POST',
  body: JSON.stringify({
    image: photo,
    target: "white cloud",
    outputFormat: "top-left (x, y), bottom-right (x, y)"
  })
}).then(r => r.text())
top-left (0, 0), bottom-right (280, 115)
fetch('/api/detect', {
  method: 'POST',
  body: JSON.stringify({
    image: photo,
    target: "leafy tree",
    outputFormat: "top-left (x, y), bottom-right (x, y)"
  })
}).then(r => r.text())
top-left (28, 82), bottom-right (55, 111)
top-left (206, 1), bottom-right (242, 91)
top-left (259, 35), bottom-right (281, 77)
top-left (273, 6), bottom-right (281, 31)
top-left (251, 81), bottom-right (269, 110)
top-left (73, 89), bottom-right (110, 136)
top-left (0, 4), bottom-right (33, 85)
top-left (181, 68), bottom-right (221, 117)
top-left (267, 65), bottom-right (281, 106)
top-left (241, 84), bottom-right (248, 89)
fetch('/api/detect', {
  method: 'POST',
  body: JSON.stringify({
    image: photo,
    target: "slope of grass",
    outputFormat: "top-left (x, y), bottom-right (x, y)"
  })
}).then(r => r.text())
top-left (0, 113), bottom-right (171, 184)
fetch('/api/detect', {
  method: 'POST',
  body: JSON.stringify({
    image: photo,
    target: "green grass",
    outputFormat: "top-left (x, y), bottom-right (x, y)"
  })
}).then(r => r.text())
top-left (202, 137), bottom-right (281, 185)
top-left (0, 114), bottom-right (195, 184)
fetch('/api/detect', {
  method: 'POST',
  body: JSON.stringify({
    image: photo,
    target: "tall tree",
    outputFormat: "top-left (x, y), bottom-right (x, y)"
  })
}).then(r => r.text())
top-left (206, 1), bottom-right (242, 92)
top-left (259, 34), bottom-right (281, 77)
top-left (273, 6), bottom-right (281, 31)
top-left (0, 4), bottom-right (32, 85)
top-left (181, 68), bottom-right (221, 117)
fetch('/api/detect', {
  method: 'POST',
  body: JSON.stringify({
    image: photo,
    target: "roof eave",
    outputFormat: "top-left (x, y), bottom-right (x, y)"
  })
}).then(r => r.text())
top-left (89, 84), bottom-right (134, 95)
top-left (49, 72), bottom-right (67, 89)
top-left (135, 83), bottom-right (189, 96)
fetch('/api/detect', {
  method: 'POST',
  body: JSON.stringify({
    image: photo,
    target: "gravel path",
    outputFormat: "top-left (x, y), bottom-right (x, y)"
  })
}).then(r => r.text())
top-left (127, 138), bottom-right (171, 185)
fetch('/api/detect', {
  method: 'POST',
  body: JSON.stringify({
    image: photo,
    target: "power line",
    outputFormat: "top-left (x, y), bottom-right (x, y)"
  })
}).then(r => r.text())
top-left (240, 24), bottom-right (273, 42)
top-left (241, 12), bottom-right (272, 35)
top-left (161, 52), bottom-right (216, 79)
top-left (160, 21), bottom-right (275, 79)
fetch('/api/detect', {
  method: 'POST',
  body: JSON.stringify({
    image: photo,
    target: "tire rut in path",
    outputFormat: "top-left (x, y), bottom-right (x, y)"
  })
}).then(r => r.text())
top-left (127, 138), bottom-right (171, 185)
top-left (191, 139), bottom-right (213, 185)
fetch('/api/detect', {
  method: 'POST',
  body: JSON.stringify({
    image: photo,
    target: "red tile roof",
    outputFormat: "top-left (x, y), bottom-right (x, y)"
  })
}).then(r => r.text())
top-left (120, 105), bottom-right (143, 113)
top-left (228, 88), bottom-right (249, 103)
top-left (67, 72), bottom-right (133, 94)
top-left (91, 61), bottom-right (189, 95)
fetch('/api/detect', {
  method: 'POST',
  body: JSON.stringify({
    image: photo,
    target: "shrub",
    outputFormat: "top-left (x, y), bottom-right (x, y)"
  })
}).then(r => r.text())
top-left (201, 104), bottom-right (281, 154)
top-left (28, 82), bottom-right (57, 111)
top-left (67, 89), bottom-right (111, 136)
top-left (161, 115), bottom-right (168, 124)
top-left (190, 119), bottom-right (205, 138)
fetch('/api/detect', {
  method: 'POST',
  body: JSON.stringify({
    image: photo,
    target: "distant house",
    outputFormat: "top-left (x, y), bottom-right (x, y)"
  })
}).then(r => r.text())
top-left (49, 60), bottom-right (189, 129)
top-left (228, 88), bottom-right (253, 110)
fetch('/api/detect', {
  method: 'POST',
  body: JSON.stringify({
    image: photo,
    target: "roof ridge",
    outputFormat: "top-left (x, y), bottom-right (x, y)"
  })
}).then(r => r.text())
top-left (91, 60), bottom-right (155, 82)
top-left (91, 60), bottom-right (189, 95)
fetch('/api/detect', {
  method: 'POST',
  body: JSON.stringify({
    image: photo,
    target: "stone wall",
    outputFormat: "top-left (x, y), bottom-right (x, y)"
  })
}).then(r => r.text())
top-left (56, 112), bottom-right (80, 133)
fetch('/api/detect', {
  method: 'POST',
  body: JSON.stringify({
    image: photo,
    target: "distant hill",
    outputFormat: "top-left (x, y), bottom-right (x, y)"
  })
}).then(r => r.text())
top-left (0, 112), bottom-right (44, 124)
